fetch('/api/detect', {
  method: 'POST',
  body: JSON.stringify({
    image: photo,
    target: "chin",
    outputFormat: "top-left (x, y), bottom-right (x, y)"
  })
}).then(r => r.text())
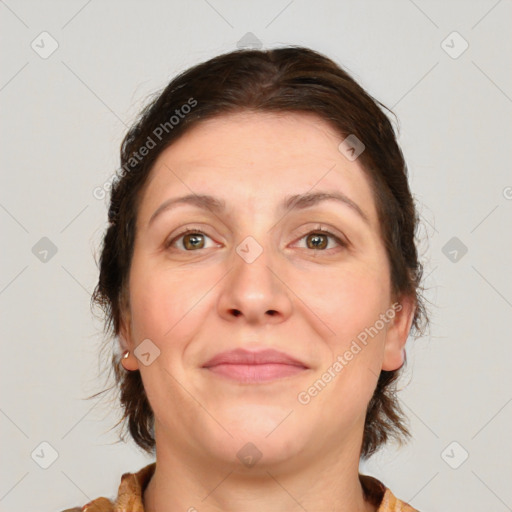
top-left (202, 408), bottom-right (307, 465)
top-left (212, 433), bottom-right (305, 472)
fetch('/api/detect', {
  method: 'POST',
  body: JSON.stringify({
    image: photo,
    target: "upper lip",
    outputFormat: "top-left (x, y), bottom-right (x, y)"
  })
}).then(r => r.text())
top-left (202, 348), bottom-right (308, 368)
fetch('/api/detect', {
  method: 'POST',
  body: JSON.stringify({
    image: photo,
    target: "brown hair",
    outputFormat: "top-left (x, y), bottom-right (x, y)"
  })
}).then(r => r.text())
top-left (91, 45), bottom-right (428, 460)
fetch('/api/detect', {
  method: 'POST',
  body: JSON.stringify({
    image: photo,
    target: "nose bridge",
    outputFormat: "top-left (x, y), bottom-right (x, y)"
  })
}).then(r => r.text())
top-left (218, 228), bottom-right (292, 323)
top-left (232, 232), bottom-right (277, 298)
top-left (231, 207), bottom-right (277, 282)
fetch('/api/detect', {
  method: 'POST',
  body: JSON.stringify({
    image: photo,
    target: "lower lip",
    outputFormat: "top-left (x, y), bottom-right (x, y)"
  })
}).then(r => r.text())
top-left (205, 363), bottom-right (307, 383)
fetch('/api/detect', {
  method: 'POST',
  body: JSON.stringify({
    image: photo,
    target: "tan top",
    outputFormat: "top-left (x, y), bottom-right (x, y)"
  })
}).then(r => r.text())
top-left (62, 462), bottom-right (419, 511)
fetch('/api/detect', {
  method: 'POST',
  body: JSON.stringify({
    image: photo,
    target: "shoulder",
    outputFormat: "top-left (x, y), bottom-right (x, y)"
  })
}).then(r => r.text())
top-left (360, 473), bottom-right (419, 512)
top-left (59, 463), bottom-right (155, 512)
top-left (59, 496), bottom-right (114, 511)
top-left (379, 488), bottom-right (419, 511)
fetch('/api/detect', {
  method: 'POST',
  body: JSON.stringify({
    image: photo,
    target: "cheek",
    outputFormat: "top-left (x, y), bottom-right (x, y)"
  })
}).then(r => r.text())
top-left (302, 269), bottom-right (389, 421)
top-left (128, 260), bottom-right (214, 343)
top-left (306, 261), bottom-right (391, 344)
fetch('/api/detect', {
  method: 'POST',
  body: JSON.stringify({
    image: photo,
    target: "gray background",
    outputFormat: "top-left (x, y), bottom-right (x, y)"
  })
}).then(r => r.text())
top-left (1, 1), bottom-right (511, 510)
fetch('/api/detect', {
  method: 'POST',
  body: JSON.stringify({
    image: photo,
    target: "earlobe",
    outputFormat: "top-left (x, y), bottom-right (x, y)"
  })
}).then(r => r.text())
top-left (120, 349), bottom-right (139, 371)
top-left (118, 313), bottom-right (140, 372)
top-left (381, 295), bottom-right (416, 371)
top-left (119, 342), bottom-right (140, 372)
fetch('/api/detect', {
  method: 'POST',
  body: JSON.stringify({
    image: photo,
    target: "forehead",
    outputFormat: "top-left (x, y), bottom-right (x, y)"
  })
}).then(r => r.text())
top-left (139, 111), bottom-right (380, 229)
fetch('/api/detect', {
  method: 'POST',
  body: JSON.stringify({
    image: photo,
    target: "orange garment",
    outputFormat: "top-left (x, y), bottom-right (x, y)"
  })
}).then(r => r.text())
top-left (62, 462), bottom-right (419, 511)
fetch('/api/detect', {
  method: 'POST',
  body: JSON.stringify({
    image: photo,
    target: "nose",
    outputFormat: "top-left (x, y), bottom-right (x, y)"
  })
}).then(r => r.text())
top-left (217, 240), bottom-right (293, 326)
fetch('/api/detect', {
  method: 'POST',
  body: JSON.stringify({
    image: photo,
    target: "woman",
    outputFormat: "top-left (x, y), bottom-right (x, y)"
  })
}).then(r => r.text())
top-left (66, 45), bottom-right (427, 511)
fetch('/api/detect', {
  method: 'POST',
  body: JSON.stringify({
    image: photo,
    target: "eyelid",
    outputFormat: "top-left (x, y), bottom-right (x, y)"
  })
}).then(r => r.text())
top-left (291, 224), bottom-right (348, 250)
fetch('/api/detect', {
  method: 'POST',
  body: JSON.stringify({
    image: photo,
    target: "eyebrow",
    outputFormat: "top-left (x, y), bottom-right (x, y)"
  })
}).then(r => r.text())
top-left (148, 191), bottom-right (370, 227)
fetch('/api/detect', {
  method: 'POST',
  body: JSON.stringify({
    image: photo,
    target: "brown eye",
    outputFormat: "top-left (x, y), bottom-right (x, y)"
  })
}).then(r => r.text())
top-left (295, 229), bottom-right (346, 252)
top-left (306, 233), bottom-right (328, 250)
top-left (182, 232), bottom-right (205, 250)
top-left (166, 229), bottom-right (216, 251)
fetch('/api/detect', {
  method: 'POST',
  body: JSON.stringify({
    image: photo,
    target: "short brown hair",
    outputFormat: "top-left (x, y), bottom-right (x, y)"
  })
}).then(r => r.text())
top-left (91, 46), bottom-right (428, 460)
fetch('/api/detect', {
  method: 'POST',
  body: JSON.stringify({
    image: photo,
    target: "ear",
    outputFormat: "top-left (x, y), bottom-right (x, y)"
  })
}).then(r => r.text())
top-left (381, 294), bottom-right (416, 371)
top-left (118, 307), bottom-right (140, 372)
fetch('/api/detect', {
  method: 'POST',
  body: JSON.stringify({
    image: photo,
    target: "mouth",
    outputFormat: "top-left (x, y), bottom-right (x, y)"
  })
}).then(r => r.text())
top-left (202, 348), bottom-right (309, 384)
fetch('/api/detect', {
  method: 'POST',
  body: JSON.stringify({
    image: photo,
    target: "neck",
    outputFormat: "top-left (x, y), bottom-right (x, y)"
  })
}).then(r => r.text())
top-left (143, 424), bottom-right (377, 512)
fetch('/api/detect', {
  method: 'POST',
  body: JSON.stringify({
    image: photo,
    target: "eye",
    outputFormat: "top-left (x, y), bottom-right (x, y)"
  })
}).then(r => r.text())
top-left (165, 226), bottom-right (347, 253)
top-left (294, 228), bottom-right (347, 252)
top-left (165, 228), bottom-right (217, 251)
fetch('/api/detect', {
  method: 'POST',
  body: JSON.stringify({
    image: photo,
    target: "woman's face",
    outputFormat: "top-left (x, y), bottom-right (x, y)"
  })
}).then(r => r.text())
top-left (121, 111), bottom-right (414, 468)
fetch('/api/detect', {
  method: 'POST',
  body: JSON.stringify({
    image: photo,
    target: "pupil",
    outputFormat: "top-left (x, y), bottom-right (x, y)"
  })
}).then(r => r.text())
top-left (309, 234), bottom-right (326, 249)
top-left (185, 234), bottom-right (204, 249)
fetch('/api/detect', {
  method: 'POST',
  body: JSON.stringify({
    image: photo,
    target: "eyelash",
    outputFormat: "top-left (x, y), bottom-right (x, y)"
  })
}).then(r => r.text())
top-left (165, 226), bottom-right (347, 253)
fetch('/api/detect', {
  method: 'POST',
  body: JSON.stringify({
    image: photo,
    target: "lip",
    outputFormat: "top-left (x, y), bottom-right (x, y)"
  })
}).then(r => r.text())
top-left (202, 348), bottom-right (309, 383)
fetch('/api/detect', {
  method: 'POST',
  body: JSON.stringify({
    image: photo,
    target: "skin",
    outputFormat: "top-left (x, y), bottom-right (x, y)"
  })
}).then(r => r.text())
top-left (119, 111), bottom-right (415, 512)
